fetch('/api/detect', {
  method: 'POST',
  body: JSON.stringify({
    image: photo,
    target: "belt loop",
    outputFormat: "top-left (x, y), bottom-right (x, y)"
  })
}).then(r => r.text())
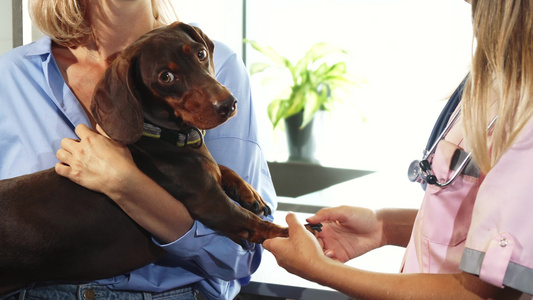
top-left (142, 292), bottom-right (152, 300)
top-left (17, 289), bottom-right (26, 300)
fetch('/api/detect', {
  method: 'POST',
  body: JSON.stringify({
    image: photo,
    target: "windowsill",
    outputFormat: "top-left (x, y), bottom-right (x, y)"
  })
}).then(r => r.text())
top-left (272, 165), bottom-right (424, 214)
top-left (267, 161), bottom-right (375, 199)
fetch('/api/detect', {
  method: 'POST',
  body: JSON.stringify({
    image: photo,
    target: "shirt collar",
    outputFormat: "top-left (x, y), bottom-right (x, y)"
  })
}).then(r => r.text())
top-left (25, 36), bottom-right (53, 57)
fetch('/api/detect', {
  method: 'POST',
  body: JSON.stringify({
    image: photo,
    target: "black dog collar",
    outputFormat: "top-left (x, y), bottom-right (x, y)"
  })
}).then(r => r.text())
top-left (142, 123), bottom-right (205, 148)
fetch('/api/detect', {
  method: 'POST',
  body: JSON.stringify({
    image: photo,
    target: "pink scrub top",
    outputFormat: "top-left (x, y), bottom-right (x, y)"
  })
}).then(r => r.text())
top-left (401, 110), bottom-right (533, 295)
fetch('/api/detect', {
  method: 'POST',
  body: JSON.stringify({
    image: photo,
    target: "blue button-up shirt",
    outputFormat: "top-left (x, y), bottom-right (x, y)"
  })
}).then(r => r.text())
top-left (0, 36), bottom-right (276, 300)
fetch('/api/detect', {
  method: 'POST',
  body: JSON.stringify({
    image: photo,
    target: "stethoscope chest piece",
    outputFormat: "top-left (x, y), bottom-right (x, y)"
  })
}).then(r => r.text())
top-left (407, 160), bottom-right (422, 183)
top-left (407, 159), bottom-right (434, 190)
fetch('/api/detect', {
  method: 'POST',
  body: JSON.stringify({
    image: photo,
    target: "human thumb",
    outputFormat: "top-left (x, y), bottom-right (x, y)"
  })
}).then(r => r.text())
top-left (286, 212), bottom-right (306, 233)
top-left (96, 124), bottom-right (111, 139)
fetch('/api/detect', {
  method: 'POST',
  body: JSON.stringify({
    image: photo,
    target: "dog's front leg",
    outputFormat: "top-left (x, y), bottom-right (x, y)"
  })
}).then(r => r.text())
top-left (218, 165), bottom-right (271, 216)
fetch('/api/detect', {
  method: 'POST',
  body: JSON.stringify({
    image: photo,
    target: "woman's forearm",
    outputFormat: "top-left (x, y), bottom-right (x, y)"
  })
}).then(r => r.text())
top-left (376, 208), bottom-right (418, 247)
top-left (309, 259), bottom-right (516, 300)
top-left (107, 166), bottom-right (194, 244)
top-left (56, 124), bottom-right (194, 243)
top-left (265, 213), bottom-right (518, 300)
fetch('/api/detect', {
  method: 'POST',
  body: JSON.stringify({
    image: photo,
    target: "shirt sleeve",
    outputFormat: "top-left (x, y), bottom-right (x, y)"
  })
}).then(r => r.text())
top-left (460, 117), bottom-right (533, 295)
top-left (152, 40), bottom-right (276, 289)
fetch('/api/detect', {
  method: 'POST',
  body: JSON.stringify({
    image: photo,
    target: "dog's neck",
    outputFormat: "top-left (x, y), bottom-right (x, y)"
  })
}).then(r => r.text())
top-left (142, 122), bottom-right (204, 148)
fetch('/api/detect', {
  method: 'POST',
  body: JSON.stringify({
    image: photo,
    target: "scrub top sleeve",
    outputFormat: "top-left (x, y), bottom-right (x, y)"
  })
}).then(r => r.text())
top-left (461, 118), bottom-right (533, 295)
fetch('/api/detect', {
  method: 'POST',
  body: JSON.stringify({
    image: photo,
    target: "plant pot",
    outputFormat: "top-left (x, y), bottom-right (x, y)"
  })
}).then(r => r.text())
top-left (285, 111), bottom-right (318, 164)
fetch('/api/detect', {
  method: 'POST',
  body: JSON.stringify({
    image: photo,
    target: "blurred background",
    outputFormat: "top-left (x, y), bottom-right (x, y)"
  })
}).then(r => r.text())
top-left (1, 0), bottom-right (473, 183)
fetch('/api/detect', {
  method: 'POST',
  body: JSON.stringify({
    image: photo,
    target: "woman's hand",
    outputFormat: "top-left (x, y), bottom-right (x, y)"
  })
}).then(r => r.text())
top-left (55, 124), bottom-right (194, 243)
top-left (307, 206), bottom-right (384, 263)
top-left (264, 213), bottom-right (516, 300)
top-left (263, 213), bottom-right (330, 280)
top-left (55, 124), bottom-right (135, 198)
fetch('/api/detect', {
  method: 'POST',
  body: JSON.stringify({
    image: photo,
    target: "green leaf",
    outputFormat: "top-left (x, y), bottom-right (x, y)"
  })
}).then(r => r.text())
top-left (285, 87), bottom-right (306, 116)
top-left (247, 40), bottom-right (365, 127)
top-left (249, 62), bottom-right (275, 74)
top-left (301, 92), bottom-right (321, 128)
top-left (245, 39), bottom-right (291, 68)
top-left (267, 98), bottom-right (287, 128)
top-left (297, 43), bottom-right (346, 72)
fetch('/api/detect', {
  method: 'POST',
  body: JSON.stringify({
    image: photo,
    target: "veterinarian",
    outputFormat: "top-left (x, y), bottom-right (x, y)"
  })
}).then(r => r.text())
top-left (263, 0), bottom-right (533, 298)
top-left (0, 1), bottom-right (276, 299)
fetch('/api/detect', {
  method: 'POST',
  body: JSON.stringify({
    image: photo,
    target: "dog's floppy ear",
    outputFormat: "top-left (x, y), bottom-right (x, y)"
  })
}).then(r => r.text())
top-left (90, 54), bottom-right (144, 145)
top-left (178, 22), bottom-right (215, 71)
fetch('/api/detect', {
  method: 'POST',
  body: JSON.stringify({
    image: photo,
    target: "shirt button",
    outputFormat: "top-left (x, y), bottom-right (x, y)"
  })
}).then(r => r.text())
top-left (83, 289), bottom-right (95, 300)
top-left (499, 238), bottom-right (508, 247)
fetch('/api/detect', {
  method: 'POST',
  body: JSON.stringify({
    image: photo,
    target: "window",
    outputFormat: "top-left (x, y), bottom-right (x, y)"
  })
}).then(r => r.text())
top-left (8, 0), bottom-right (473, 172)
top-left (176, 0), bottom-right (473, 171)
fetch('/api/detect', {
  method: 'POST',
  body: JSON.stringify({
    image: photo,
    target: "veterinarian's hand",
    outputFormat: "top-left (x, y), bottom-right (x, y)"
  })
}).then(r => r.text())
top-left (55, 124), bottom-right (136, 196)
top-left (306, 206), bottom-right (384, 263)
top-left (263, 213), bottom-right (330, 281)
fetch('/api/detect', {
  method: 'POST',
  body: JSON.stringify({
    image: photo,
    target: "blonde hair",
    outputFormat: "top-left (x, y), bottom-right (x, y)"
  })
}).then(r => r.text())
top-left (463, 0), bottom-right (533, 173)
top-left (29, 0), bottom-right (177, 47)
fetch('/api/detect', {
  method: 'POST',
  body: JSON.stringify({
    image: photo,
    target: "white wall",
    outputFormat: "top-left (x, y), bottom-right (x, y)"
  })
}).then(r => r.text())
top-left (170, 0), bottom-right (243, 58)
top-left (0, 1), bottom-right (13, 55)
top-left (1, 0), bottom-right (43, 55)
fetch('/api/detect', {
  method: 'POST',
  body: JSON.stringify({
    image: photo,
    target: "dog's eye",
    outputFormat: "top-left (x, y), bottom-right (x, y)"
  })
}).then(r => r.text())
top-left (159, 71), bottom-right (175, 84)
top-left (198, 49), bottom-right (208, 61)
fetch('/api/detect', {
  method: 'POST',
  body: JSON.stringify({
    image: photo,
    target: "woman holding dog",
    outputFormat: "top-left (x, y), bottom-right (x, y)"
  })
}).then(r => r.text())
top-left (263, 0), bottom-right (533, 298)
top-left (0, 0), bottom-right (276, 299)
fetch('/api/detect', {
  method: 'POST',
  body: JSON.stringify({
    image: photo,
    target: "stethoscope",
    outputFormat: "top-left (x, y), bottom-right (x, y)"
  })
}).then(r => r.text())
top-left (408, 107), bottom-right (498, 189)
top-left (407, 78), bottom-right (497, 190)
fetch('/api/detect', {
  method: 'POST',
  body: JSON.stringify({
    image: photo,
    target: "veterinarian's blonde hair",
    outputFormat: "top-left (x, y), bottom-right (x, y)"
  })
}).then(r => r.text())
top-left (462, 0), bottom-right (533, 173)
top-left (29, 0), bottom-right (178, 47)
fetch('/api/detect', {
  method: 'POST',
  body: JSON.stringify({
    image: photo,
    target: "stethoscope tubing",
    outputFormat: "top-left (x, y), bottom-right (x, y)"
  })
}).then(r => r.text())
top-left (411, 108), bottom-right (497, 188)
top-left (423, 107), bottom-right (462, 161)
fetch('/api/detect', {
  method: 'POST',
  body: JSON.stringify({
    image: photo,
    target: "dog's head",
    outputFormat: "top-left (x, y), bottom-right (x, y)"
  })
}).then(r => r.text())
top-left (90, 22), bottom-right (237, 144)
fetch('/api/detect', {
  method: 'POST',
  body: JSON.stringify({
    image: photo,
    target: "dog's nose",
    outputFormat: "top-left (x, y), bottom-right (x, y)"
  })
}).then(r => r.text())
top-left (215, 95), bottom-right (237, 117)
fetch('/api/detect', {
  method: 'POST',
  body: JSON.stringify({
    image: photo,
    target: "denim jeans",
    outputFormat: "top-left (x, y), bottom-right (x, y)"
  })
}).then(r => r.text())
top-left (2, 283), bottom-right (198, 300)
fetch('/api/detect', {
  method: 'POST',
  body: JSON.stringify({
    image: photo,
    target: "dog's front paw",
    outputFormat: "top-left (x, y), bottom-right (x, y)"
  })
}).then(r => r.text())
top-left (219, 165), bottom-right (271, 216)
top-left (223, 182), bottom-right (271, 216)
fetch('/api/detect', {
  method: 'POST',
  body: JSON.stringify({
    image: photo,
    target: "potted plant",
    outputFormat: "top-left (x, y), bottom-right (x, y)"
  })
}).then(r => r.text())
top-left (246, 40), bottom-right (361, 163)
